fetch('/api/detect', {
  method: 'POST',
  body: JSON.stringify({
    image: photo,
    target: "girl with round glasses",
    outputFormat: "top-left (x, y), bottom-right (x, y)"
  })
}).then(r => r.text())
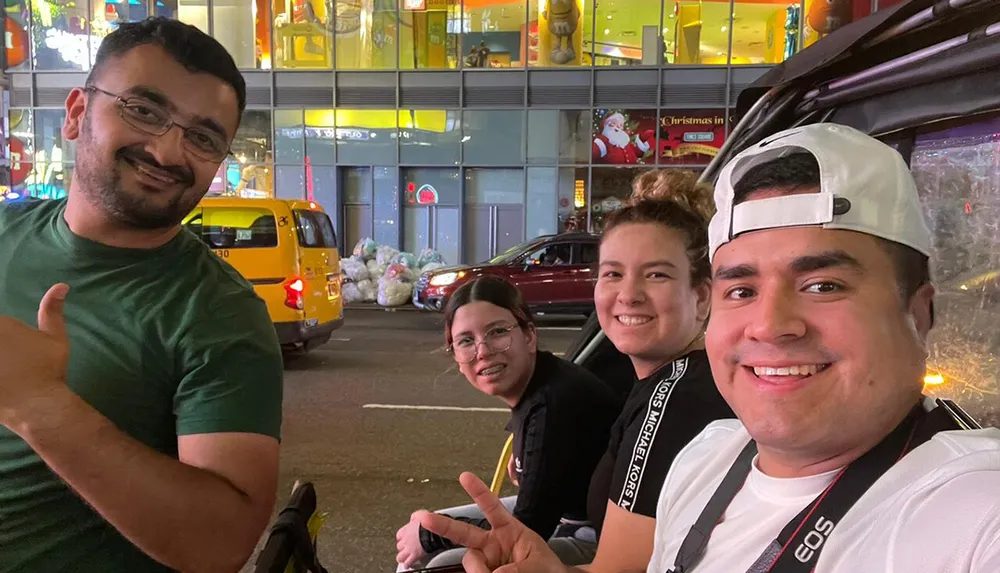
top-left (394, 276), bottom-right (622, 571)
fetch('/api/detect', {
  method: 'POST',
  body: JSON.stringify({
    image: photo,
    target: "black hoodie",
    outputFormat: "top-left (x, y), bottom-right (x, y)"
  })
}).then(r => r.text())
top-left (420, 350), bottom-right (623, 553)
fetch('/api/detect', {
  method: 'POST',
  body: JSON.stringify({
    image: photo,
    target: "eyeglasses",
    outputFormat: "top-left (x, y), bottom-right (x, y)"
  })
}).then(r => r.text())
top-left (86, 85), bottom-right (232, 163)
top-left (448, 325), bottom-right (518, 364)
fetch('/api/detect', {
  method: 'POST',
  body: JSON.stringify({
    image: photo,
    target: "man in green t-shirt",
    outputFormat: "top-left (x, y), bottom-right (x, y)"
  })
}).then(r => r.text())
top-left (0, 17), bottom-right (283, 573)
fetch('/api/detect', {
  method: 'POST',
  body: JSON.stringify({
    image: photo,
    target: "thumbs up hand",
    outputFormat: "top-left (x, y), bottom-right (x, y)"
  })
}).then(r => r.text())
top-left (0, 283), bottom-right (72, 429)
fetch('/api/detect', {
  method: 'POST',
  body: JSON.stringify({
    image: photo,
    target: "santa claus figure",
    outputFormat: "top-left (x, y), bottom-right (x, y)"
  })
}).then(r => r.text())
top-left (593, 112), bottom-right (654, 165)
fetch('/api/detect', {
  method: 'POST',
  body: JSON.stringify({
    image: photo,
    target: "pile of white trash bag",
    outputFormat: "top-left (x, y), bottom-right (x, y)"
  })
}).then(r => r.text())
top-left (341, 238), bottom-right (449, 307)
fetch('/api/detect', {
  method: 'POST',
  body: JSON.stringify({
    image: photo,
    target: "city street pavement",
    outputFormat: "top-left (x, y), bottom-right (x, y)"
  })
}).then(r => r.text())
top-left (242, 308), bottom-right (587, 573)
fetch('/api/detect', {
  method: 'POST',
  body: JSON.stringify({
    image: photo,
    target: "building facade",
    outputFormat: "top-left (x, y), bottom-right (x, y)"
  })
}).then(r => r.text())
top-left (1, 0), bottom-right (903, 265)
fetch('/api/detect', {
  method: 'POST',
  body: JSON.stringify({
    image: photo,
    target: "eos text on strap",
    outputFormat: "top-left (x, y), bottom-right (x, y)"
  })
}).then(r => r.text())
top-left (666, 399), bottom-right (975, 573)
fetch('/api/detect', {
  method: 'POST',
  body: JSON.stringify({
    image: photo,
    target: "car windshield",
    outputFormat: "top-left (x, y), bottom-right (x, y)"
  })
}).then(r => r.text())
top-left (488, 239), bottom-right (543, 264)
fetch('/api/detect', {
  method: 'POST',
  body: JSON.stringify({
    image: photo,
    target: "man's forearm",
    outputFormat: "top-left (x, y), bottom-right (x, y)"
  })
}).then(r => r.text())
top-left (10, 387), bottom-right (267, 573)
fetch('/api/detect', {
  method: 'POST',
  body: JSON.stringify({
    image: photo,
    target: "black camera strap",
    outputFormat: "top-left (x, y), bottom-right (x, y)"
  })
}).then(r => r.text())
top-left (668, 403), bottom-right (962, 573)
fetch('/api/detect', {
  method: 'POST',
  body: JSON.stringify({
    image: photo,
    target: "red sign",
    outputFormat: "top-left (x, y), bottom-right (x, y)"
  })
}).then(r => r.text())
top-left (405, 182), bottom-right (439, 205)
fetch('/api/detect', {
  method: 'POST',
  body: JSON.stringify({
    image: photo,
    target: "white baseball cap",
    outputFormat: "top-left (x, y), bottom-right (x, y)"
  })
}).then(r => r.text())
top-left (708, 123), bottom-right (933, 262)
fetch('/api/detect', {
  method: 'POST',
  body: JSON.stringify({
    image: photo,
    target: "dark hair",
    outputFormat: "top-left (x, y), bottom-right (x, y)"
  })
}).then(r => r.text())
top-left (89, 17), bottom-right (246, 117)
top-left (443, 276), bottom-right (534, 347)
top-left (732, 153), bottom-right (932, 306)
top-left (602, 198), bottom-right (712, 286)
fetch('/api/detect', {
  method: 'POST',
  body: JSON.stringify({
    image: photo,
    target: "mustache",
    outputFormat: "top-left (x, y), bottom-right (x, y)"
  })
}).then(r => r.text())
top-left (117, 146), bottom-right (194, 186)
top-left (728, 342), bottom-right (840, 365)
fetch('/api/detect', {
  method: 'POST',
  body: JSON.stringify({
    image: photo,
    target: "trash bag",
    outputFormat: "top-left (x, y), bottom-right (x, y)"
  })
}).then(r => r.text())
top-left (340, 258), bottom-right (370, 282)
top-left (383, 263), bottom-right (410, 282)
top-left (420, 262), bottom-right (446, 274)
top-left (417, 248), bottom-right (446, 268)
top-left (356, 279), bottom-right (377, 302)
top-left (352, 238), bottom-right (378, 261)
top-left (342, 280), bottom-right (365, 304)
top-left (366, 260), bottom-right (387, 281)
top-left (376, 245), bottom-right (399, 267)
top-left (391, 251), bottom-right (419, 269)
top-left (378, 280), bottom-right (413, 307)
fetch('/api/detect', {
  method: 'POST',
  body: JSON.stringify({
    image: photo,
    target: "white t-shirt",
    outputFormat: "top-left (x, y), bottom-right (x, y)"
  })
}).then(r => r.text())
top-left (647, 419), bottom-right (1000, 573)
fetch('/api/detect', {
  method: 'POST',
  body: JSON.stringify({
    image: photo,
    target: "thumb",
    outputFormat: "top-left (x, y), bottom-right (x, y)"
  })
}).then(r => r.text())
top-left (38, 283), bottom-right (69, 338)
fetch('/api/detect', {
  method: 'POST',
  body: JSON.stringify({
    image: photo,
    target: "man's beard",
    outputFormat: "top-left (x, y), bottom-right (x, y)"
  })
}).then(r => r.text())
top-left (75, 120), bottom-right (203, 231)
top-left (604, 126), bottom-right (630, 149)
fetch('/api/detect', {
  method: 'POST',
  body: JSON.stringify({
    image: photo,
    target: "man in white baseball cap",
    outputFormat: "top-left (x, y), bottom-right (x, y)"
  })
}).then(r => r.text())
top-left (414, 123), bottom-right (1000, 573)
top-left (644, 122), bottom-right (1000, 573)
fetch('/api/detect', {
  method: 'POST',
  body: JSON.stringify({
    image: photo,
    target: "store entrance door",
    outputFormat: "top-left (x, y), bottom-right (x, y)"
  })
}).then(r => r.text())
top-left (463, 169), bottom-right (525, 265)
top-left (339, 167), bottom-right (373, 254)
top-left (402, 168), bottom-right (461, 267)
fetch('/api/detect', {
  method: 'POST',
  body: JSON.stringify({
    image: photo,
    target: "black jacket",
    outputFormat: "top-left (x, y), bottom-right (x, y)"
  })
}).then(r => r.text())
top-left (420, 351), bottom-right (623, 552)
top-left (585, 349), bottom-right (736, 537)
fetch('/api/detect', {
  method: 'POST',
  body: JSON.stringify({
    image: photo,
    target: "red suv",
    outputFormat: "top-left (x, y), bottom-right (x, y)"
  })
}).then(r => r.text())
top-left (413, 233), bottom-right (600, 314)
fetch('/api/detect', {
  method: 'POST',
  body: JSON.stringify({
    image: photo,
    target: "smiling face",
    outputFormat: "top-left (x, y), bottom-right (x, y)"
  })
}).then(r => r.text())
top-left (707, 224), bottom-right (934, 472)
top-left (449, 301), bottom-right (537, 404)
top-left (63, 43), bottom-right (240, 231)
top-left (595, 222), bottom-right (710, 378)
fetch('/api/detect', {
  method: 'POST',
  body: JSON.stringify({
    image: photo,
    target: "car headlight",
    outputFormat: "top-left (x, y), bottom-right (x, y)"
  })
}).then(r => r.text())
top-left (430, 271), bottom-right (465, 287)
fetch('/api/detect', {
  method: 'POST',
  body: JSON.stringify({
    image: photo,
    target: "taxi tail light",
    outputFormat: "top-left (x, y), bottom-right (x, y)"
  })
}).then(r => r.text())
top-left (284, 277), bottom-right (305, 310)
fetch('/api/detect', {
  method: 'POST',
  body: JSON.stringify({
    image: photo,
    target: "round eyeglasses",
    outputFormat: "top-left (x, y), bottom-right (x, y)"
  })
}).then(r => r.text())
top-left (86, 85), bottom-right (232, 163)
top-left (448, 325), bottom-right (517, 364)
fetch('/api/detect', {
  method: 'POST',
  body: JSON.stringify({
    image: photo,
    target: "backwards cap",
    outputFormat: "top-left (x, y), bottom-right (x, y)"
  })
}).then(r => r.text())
top-left (708, 123), bottom-right (933, 261)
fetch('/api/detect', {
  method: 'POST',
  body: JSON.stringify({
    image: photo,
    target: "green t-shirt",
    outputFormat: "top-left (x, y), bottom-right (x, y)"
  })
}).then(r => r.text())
top-left (0, 199), bottom-right (284, 572)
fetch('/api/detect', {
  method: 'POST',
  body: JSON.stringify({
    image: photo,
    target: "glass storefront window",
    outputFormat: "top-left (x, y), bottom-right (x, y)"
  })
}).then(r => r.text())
top-left (526, 167), bottom-right (559, 237)
top-left (657, 109), bottom-right (726, 166)
top-left (308, 164), bottom-right (337, 213)
top-left (463, 110), bottom-right (524, 165)
top-left (31, 0), bottom-right (91, 70)
top-left (274, 0), bottom-right (332, 69)
top-left (528, 0), bottom-right (592, 67)
top-left (527, 109), bottom-right (591, 165)
top-left (211, 0), bottom-right (271, 69)
top-left (562, 167), bottom-right (588, 232)
top-left (733, 0), bottom-right (803, 65)
top-left (232, 110), bottom-right (272, 164)
top-left (335, 109), bottom-right (397, 165)
top-left (590, 166), bottom-right (648, 231)
top-left (373, 165), bottom-right (399, 248)
top-left (6, 6), bottom-right (31, 71)
top-left (399, 110), bottom-right (460, 165)
top-left (157, 0), bottom-right (210, 34)
top-left (275, 165), bottom-right (306, 200)
top-left (400, 0), bottom-right (460, 69)
top-left (461, 0), bottom-right (527, 69)
top-left (595, 0), bottom-right (660, 66)
top-left (225, 161), bottom-right (274, 197)
top-left (663, 1), bottom-right (731, 65)
top-left (335, 0), bottom-right (397, 70)
top-left (275, 109), bottom-right (305, 164)
top-left (8, 109), bottom-right (34, 193)
top-left (88, 1), bottom-right (212, 68)
top-left (305, 110), bottom-right (336, 165)
top-left (592, 108), bottom-right (657, 166)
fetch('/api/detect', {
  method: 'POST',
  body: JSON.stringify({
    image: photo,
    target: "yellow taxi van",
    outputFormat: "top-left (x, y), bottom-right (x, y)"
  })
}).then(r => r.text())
top-left (183, 196), bottom-right (344, 355)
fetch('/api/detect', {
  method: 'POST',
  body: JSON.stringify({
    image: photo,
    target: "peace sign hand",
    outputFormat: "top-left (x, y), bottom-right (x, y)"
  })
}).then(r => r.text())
top-left (418, 472), bottom-right (568, 573)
